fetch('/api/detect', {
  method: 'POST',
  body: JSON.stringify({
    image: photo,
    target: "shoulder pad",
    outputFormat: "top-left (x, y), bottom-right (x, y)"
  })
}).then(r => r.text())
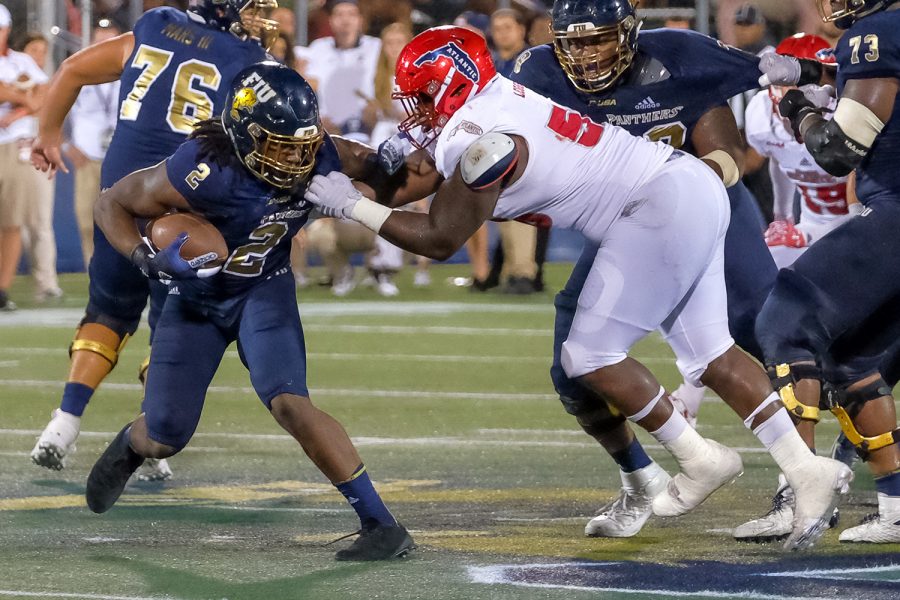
top-left (460, 133), bottom-right (519, 190)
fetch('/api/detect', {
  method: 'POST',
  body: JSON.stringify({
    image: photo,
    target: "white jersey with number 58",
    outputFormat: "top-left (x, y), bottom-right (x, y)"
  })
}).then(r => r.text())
top-left (430, 76), bottom-right (674, 243)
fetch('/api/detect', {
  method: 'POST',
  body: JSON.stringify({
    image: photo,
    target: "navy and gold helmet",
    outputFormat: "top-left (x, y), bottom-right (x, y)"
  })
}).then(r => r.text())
top-left (817, 0), bottom-right (898, 28)
top-left (551, 0), bottom-right (640, 93)
top-left (222, 62), bottom-right (324, 189)
top-left (187, 0), bottom-right (279, 49)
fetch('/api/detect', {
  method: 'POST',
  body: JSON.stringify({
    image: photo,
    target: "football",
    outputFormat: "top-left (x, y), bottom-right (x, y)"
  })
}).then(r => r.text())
top-left (147, 212), bottom-right (229, 267)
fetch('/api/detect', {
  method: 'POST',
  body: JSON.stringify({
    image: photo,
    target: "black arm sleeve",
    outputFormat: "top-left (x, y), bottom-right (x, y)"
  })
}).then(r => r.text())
top-left (804, 119), bottom-right (869, 177)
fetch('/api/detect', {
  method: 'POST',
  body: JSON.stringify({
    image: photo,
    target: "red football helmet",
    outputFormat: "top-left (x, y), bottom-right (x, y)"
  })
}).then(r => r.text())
top-left (769, 33), bottom-right (835, 108)
top-left (393, 26), bottom-right (497, 148)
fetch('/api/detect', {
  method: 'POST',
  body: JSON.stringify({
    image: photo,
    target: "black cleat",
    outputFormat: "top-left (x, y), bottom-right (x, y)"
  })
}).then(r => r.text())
top-left (85, 425), bottom-right (145, 513)
top-left (334, 520), bottom-right (415, 561)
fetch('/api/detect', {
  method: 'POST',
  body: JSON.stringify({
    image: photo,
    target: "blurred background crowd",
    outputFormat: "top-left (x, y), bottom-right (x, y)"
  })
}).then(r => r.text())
top-left (0, 0), bottom-right (842, 309)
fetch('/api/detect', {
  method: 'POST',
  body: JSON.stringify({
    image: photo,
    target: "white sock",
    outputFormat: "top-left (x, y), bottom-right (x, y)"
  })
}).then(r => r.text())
top-left (877, 492), bottom-right (900, 517)
top-left (768, 424), bottom-right (816, 477)
top-left (750, 406), bottom-right (796, 448)
top-left (650, 406), bottom-right (689, 444)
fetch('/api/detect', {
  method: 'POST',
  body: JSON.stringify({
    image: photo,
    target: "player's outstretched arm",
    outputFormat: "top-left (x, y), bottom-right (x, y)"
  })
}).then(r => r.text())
top-left (31, 32), bottom-right (135, 176)
top-left (690, 105), bottom-right (745, 187)
top-left (332, 135), bottom-right (443, 207)
top-left (781, 77), bottom-right (897, 176)
top-left (94, 161), bottom-right (191, 260)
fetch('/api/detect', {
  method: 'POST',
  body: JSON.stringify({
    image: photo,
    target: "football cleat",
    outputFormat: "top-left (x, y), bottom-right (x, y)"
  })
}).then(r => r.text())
top-left (30, 409), bottom-right (81, 470)
top-left (413, 270), bottom-right (431, 287)
top-left (376, 274), bottom-right (400, 297)
top-left (334, 520), bottom-right (415, 561)
top-left (652, 439), bottom-right (743, 517)
top-left (135, 458), bottom-right (173, 482)
top-left (734, 475), bottom-right (794, 542)
top-left (839, 493), bottom-right (900, 543)
top-left (783, 456), bottom-right (853, 551)
top-left (830, 432), bottom-right (860, 470)
top-left (85, 425), bottom-right (145, 514)
top-left (586, 461), bottom-right (671, 537)
top-left (331, 266), bottom-right (356, 297)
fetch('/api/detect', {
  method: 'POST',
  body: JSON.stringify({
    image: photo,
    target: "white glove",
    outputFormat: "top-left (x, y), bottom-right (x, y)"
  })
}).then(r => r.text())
top-left (304, 171), bottom-right (362, 220)
top-left (377, 132), bottom-right (414, 175)
top-left (758, 52), bottom-right (801, 87)
top-left (800, 84), bottom-right (836, 110)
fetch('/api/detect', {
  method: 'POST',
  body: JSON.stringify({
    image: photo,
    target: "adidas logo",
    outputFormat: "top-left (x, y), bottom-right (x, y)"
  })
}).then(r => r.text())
top-left (635, 96), bottom-right (660, 110)
top-left (800, 157), bottom-right (811, 166)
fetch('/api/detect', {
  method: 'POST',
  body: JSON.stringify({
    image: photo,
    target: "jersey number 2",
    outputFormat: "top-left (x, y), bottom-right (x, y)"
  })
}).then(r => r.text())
top-left (223, 222), bottom-right (289, 277)
top-left (120, 44), bottom-right (223, 134)
top-left (546, 105), bottom-right (604, 147)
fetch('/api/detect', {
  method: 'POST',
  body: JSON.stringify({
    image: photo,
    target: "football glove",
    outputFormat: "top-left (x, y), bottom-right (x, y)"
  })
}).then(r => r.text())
top-left (130, 233), bottom-right (222, 281)
top-left (376, 132), bottom-right (414, 176)
top-left (764, 219), bottom-right (808, 248)
top-left (305, 172), bottom-right (363, 220)
top-left (758, 52), bottom-right (801, 87)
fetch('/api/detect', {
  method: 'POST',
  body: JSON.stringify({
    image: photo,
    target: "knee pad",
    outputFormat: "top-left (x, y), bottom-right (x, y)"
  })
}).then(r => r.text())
top-left (560, 340), bottom-right (626, 380)
top-left (822, 377), bottom-right (900, 459)
top-left (767, 363), bottom-right (822, 423)
top-left (573, 402), bottom-right (626, 437)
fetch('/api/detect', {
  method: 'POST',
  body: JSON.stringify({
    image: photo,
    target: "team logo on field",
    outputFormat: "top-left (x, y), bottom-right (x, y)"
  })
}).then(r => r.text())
top-left (414, 42), bottom-right (480, 83)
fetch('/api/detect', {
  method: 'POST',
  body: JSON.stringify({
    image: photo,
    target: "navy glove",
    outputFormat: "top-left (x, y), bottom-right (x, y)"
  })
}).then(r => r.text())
top-left (376, 132), bottom-right (414, 176)
top-left (131, 233), bottom-right (221, 281)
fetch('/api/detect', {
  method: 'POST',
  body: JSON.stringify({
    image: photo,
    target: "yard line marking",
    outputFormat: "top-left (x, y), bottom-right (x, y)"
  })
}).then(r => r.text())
top-left (0, 591), bottom-right (173, 600)
top-left (0, 428), bottom-right (771, 453)
top-left (302, 324), bottom-right (552, 336)
top-left (760, 564), bottom-right (900, 580)
top-left (0, 360), bottom-right (18, 367)
top-left (0, 379), bottom-right (557, 400)
top-left (468, 564), bottom-right (833, 599)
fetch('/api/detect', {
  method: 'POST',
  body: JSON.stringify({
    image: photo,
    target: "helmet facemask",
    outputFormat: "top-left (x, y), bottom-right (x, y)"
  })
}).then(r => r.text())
top-left (553, 16), bottom-right (638, 93)
top-left (394, 75), bottom-right (473, 149)
top-left (244, 123), bottom-right (324, 189)
top-left (817, 0), bottom-right (868, 23)
top-left (232, 0), bottom-right (280, 51)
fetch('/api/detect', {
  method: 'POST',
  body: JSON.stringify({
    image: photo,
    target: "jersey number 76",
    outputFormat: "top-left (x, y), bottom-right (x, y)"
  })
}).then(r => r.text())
top-left (120, 44), bottom-right (222, 134)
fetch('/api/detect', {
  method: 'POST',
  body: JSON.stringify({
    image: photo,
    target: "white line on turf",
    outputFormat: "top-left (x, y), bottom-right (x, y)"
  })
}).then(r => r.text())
top-left (467, 564), bottom-right (833, 599)
top-left (0, 379), bottom-right (557, 400)
top-left (0, 428), bottom-right (770, 453)
top-left (0, 591), bottom-right (172, 600)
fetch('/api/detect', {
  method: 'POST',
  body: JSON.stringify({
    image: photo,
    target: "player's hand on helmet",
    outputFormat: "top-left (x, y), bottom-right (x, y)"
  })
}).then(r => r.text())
top-left (130, 233), bottom-right (222, 282)
top-left (376, 132), bottom-right (414, 176)
top-left (799, 84), bottom-right (835, 110)
top-left (304, 171), bottom-right (363, 220)
top-left (758, 52), bottom-right (801, 87)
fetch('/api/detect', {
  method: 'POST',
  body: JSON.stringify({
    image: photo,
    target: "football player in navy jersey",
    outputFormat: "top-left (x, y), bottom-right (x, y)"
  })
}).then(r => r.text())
top-left (85, 62), bottom-right (414, 561)
top-left (504, 0), bottom-right (777, 538)
top-left (755, 0), bottom-right (900, 543)
top-left (29, 0), bottom-right (275, 479)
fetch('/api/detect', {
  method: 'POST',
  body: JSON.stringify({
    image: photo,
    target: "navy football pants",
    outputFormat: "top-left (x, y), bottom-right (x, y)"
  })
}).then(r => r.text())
top-left (551, 182), bottom-right (777, 412)
top-left (142, 272), bottom-right (310, 450)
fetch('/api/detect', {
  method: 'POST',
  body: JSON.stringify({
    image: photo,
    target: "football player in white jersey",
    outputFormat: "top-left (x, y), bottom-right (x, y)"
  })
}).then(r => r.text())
top-left (746, 34), bottom-right (858, 270)
top-left (307, 26), bottom-right (853, 550)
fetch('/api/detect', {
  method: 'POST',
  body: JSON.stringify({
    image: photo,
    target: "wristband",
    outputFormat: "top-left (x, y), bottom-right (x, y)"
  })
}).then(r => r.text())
top-left (350, 198), bottom-right (393, 232)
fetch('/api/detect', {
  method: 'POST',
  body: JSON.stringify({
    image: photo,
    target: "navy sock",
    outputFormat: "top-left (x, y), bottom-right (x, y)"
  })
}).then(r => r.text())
top-left (335, 465), bottom-right (396, 527)
top-left (60, 382), bottom-right (94, 417)
top-left (610, 438), bottom-right (653, 473)
top-left (875, 470), bottom-right (900, 497)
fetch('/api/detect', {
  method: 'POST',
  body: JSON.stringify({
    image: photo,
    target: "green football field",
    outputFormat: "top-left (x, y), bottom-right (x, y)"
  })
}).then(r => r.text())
top-left (1, 267), bottom-right (898, 600)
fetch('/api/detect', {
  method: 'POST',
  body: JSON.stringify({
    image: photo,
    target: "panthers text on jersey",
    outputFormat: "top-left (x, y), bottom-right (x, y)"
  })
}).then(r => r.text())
top-left (509, 29), bottom-right (760, 153)
top-left (835, 9), bottom-right (900, 203)
top-left (745, 90), bottom-right (850, 242)
top-left (431, 76), bottom-right (673, 242)
top-left (164, 134), bottom-right (340, 306)
top-left (102, 7), bottom-right (269, 188)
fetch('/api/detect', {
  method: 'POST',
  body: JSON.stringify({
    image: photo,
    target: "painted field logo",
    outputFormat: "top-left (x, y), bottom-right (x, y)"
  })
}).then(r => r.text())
top-left (413, 42), bottom-right (480, 83)
top-left (470, 555), bottom-right (900, 599)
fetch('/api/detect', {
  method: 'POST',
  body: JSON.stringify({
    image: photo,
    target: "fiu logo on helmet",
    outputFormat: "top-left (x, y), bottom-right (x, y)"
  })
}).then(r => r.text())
top-left (230, 87), bottom-right (258, 120)
top-left (413, 42), bottom-right (480, 83)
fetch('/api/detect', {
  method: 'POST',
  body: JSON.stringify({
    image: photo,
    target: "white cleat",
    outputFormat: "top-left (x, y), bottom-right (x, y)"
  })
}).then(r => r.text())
top-left (413, 270), bottom-right (432, 288)
top-left (586, 462), bottom-right (671, 538)
top-left (839, 493), bottom-right (900, 543)
top-left (669, 382), bottom-right (705, 428)
top-left (135, 458), bottom-right (173, 482)
top-left (30, 409), bottom-right (81, 471)
top-left (652, 439), bottom-right (743, 518)
top-left (733, 475), bottom-right (794, 542)
top-left (376, 274), bottom-right (400, 297)
top-left (783, 456), bottom-right (853, 551)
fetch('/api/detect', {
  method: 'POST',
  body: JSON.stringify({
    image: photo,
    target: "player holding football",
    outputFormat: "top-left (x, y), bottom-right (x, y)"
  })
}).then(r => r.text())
top-left (755, 0), bottom-right (900, 543)
top-left (85, 62), bottom-right (414, 561)
top-left (29, 0), bottom-right (275, 479)
top-left (499, 0), bottom-right (776, 538)
top-left (305, 25), bottom-right (853, 551)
